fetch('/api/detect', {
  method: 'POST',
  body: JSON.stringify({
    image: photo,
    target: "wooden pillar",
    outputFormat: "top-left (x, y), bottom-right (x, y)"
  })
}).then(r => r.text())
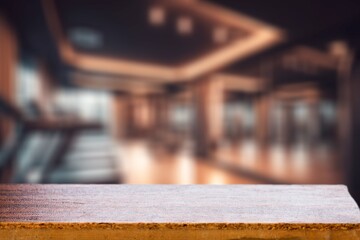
top-left (0, 15), bottom-right (17, 145)
top-left (193, 77), bottom-right (224, 157)
top-left (111, 93), bottom-right (127, 138)
top-left (283, 103), bottom-right (296, 145)
top-left (125, 96), bottom-right (136, 138)
top-left (152, 94), bottom-right (170, 138)
top-left (124, 95), bottom-right (154, 138)
top-left (307, 102), bottom-right (321, 145)
top-left (111, 94), bottom-right (139, 139)
top-left (255, 93), bottom-right (271, 147)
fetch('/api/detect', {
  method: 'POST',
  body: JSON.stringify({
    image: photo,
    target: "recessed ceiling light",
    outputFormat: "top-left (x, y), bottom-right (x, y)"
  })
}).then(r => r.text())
top-left (148, 6), bottom-right (166, 26)
top-left (328, 40), bottom-right (349, 57)
top-left (177, 16), bottom-right (193, 35)
top-left (213, 27), bottom-right (228, 44)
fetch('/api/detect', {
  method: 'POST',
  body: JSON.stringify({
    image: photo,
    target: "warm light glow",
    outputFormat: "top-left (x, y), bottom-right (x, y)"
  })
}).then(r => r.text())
top-left (290, 46), bottom-right (338, 70)
top-left (291, 143), bottom-right (309, 178)
top-left (270, 144), bottom-right (287, 175)
top-left (148, 6), bottom-right (166, 26)
top-left (213, 26), bottom-right (228, 44)
top-left (134, 97), bottom-right (151, 129)
top-left (328, 40), bottom-right (349, 58)
top-left (121, 142), bottom-right (153, 183)
top-left (43, 0), bottom-right (283, 82)
top-left (213, 73), bottom-right (265, 92)
top-left (239, 141), bottom-right (258, 167)
top-left (208, 172), bottom-right (226, 184)
top-left (176, 150), bottom-right (196, 184)
top-left (72, 73), bottom-right (166, 94)
top-left (177, 16), bottom-right (193, 35)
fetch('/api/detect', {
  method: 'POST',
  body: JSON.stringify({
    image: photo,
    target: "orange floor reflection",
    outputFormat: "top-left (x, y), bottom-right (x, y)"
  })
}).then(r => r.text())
top-left (115, 139), bottom-right (343, 185)
top-left (213, 140), bottom-right (343, 184)
top-left (117, 140), bottom-right (260, 184)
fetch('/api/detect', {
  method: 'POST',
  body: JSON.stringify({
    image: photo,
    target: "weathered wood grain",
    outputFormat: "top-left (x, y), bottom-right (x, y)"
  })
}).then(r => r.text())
top-left (0, 184), bottom-right (359, 239)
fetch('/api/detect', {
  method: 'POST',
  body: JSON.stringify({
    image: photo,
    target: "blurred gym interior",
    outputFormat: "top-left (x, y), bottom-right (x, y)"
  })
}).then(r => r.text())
top-left (1, 0), bottom-right (360, 203)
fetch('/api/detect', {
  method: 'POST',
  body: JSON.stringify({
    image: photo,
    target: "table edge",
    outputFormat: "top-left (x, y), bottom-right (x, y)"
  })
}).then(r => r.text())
top-left (1, 222), bottom-right (359, 231)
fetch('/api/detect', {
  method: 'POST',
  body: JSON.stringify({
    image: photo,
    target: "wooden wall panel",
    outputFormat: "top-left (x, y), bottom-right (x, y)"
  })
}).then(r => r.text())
top-left (0, 15), bottom-right (17, 145)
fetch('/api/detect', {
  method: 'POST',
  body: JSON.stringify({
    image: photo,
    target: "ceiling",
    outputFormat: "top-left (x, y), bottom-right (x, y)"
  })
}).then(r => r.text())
top-left (215, 0), bottom-right (360, 72)
top-left (2, 0), bottom-right (360, 90)
top-left (207, 0), bottom-right (360, 40)
top-left (55, 0), bottom-right (249, 66)
top-left (47, 0), bottom-right (282, 81)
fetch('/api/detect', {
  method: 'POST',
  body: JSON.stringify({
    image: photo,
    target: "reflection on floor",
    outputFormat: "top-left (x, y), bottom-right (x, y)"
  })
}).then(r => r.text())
top-left (116, 139), bottom-right (343, 185)
top-left (117, 140), bottom-right (260, 184)
top-left (213, 140), bottom-right (343, 184)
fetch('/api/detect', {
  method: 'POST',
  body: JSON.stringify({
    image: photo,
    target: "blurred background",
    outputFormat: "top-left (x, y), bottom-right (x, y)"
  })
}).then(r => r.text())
top-left (1, 0), bottom-right (360, 202)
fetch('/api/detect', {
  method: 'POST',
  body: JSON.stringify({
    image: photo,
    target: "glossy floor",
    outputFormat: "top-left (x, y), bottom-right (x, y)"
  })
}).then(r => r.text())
top-left (116, 139), bottom-right (343, 184)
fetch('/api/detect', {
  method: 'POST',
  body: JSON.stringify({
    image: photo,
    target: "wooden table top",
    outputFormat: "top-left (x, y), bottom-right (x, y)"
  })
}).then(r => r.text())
top-left (0, 184), bottom-right (359, 231)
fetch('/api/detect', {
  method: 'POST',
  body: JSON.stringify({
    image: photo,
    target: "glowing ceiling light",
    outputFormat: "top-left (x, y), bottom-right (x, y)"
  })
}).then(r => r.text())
top-left (148, 6), bottom-right (165, 26)
top-left (213, 27), bottom-right (228, 44)
top-left (177, 16), bottom-right (193, 35)
top-left (328, 40), bottom-right (349, 57)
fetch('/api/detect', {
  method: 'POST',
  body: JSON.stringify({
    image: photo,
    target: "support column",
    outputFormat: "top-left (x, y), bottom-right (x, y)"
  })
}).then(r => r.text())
top-left (193, 77), bottom-right (224, 157)
top-left (255, 93), bottom-right (271, 147)
top-left (0, 15), bottom-right (17, 145)
top-left (283, 103), bottom-right (296, 145)
top-left (307, 102), bottom-right (321, 145)
top-left (112, 93), bottom-right (129, 139)
top-left (149, 94), bottom-right (170, 141)
top-left (114, 95), bottom-right (134, 138)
